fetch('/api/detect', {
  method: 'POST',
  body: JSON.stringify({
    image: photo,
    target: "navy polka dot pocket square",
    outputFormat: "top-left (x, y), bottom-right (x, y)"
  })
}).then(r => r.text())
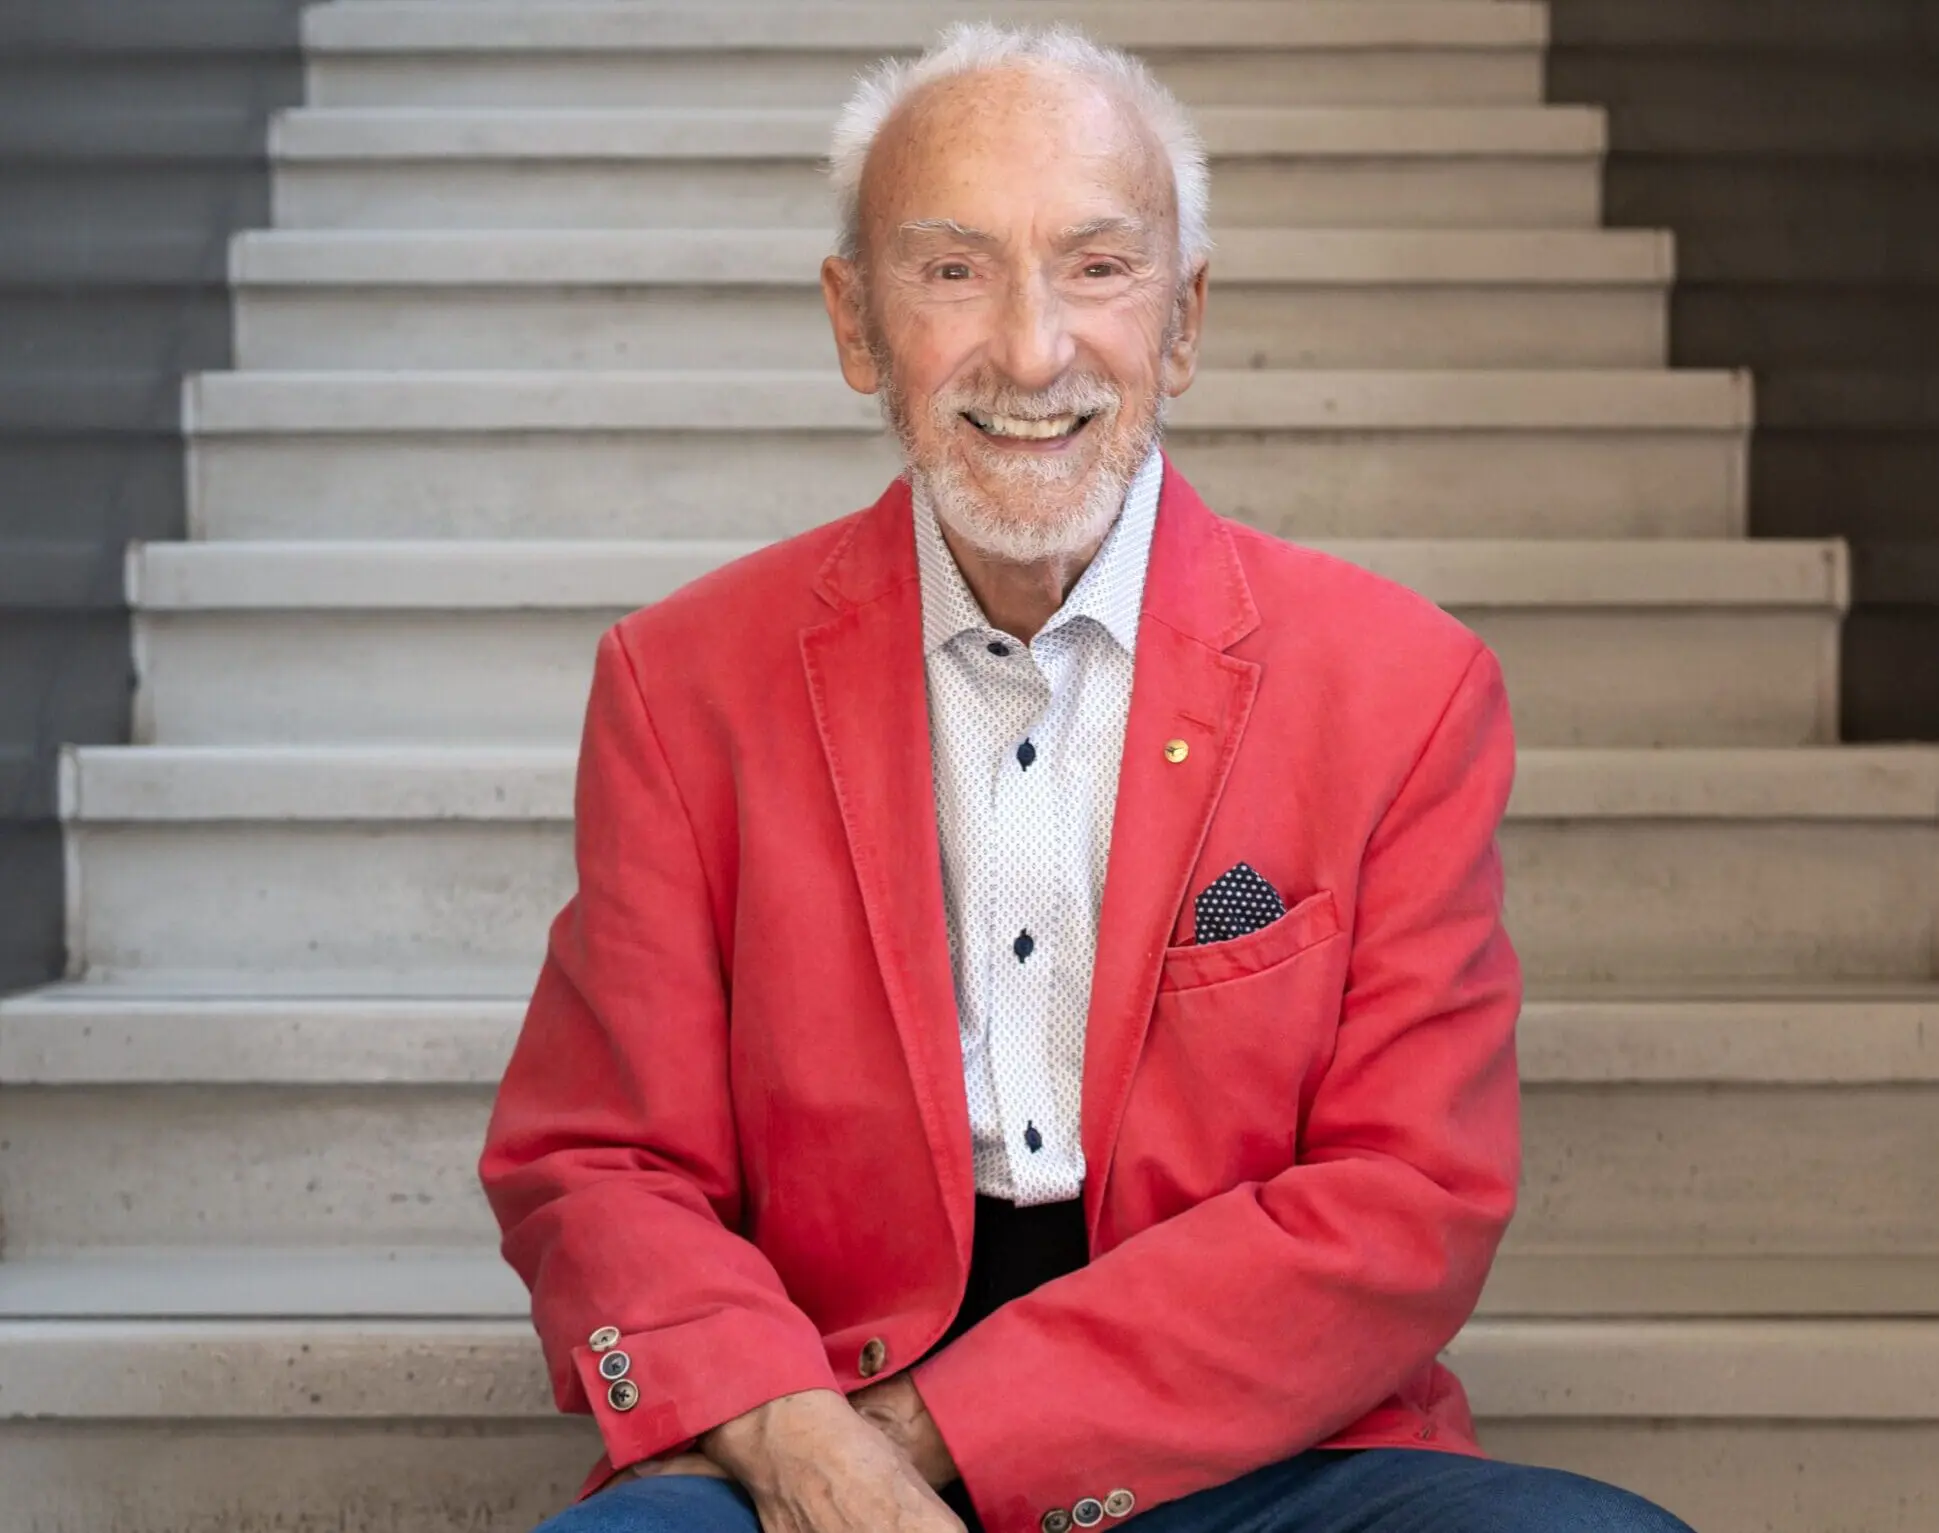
top-left (1192, 861), bottom-right (1288, 946)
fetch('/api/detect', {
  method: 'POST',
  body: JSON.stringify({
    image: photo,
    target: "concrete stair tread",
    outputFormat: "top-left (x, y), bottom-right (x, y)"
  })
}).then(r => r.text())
top-left (7, 978), bottom-right (1939, 1085)
top-left (57, 743), bottom-right (1939, 822)
top-left (0, 1311), bottom-right (1934, 1418)
top-left (270, 104), bottom-right (1607, 160)
top-left (3, 1246), bottom-right (1938, 1323)
top-left (184, 368), bottom-right (1754, 433)
top-left (226, 228), bottom-right (1675, 371)
top-left (230, 226), bottom-right (1676, 288)
top-left (0, 1248), bottom-right (528, 1319)
top-left (302, 1), bottom-right (1548, 55)
top-left (127, 537), bottom-right (1846, 612)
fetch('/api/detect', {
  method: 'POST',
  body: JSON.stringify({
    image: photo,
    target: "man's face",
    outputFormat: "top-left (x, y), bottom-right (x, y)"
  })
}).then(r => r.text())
top-left (823, 66), bottom-right (1207, 565)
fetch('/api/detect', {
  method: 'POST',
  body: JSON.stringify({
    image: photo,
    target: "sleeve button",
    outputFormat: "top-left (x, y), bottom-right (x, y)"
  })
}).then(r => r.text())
top-left (1103, 1490), bottom-right (1136, 1518)
top-left (606, 1379), bottom-right (641, 1412)
top-left (857, 1337), bottom-right (888, 1377)
top-left (588, 1326), bottom-right (621, 1352)
top-left (1041, 1511), bottom-right (1072, 1533)
top-left (597, 1349), bottom-right (632, 1382)
top-left (1073, 1498), bottom-right (1105, 1527)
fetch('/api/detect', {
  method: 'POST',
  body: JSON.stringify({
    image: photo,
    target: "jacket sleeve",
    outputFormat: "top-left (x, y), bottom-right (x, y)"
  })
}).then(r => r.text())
top-left (478, 626), bottom-right (839, 1477)
top-left (912, 640), bottom-right (1523, 1533)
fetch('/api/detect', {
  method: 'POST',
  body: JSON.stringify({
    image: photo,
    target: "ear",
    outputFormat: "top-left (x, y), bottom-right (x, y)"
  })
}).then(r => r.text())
top-left (1162, 261), bottom-right (1209, 396)
top-left (821, 256), bottom-right (882, 395)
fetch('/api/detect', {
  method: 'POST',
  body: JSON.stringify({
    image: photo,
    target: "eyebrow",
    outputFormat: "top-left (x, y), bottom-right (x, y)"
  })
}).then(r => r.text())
top-left (895, 218), bottom-right (999, 246)
top-left (1059, 216), bottom-right (1154, 246)
top-left (892, 216), bottom-right (1156, 250)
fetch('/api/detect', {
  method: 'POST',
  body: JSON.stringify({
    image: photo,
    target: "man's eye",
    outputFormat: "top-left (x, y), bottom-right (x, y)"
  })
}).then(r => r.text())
top-left (934, 263), bottom-right (973, 280)
top-left (1083, 262), bottom-right (1124, 278)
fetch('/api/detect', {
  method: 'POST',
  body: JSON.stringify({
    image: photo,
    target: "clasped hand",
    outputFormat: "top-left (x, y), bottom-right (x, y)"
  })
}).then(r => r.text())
top-left (607, 1381), bottom-right (965, 1533)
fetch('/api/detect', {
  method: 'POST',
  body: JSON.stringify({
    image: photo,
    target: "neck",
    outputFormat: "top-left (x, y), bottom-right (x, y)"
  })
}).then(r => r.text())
top-left (937, 519), bottom-right (1110, 644)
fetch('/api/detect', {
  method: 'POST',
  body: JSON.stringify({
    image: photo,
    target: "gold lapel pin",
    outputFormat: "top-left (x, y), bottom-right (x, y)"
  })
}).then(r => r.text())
top-left (1164, 738), bottom-right (1190, 764)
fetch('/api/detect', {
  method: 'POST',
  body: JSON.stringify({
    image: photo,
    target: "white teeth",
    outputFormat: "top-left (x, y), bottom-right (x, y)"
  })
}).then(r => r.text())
top-left (970, 413), bottom-right (1082, 440)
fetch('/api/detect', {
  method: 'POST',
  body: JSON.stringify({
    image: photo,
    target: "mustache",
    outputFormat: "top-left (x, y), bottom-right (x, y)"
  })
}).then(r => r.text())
top-left (930, 373), bottom-right (1122, 422)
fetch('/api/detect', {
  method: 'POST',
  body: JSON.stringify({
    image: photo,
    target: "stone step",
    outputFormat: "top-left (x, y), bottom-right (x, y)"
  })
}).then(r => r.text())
top-left (0, 1249), bottom-right (528, 1320)
top-left (229, 228), bottom-right (1674, 371)
top-left (4, 980), bottom-right (1936, 1275)
top-left (300, 0), bottom-right (1546, 108)
top-left (51, 744), bottom-right (1939, 985)
top-left (125, 537), bottom-right (1845, 747)
top-left (268, 105), bottom-right (1607, 229)
top-left (0, 1312), bottom-right (1933, 1533)
top-left (182, 368), bottom-right (1752, 541)
top-left (15, 981), bottom-right (1939, 1088)
top-left (6, 1238), bottom-right (1939, 1324)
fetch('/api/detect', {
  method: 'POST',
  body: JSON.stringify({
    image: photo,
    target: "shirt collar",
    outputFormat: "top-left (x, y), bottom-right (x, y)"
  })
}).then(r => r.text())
top-left (913, 443), bottom-right (1164, 658)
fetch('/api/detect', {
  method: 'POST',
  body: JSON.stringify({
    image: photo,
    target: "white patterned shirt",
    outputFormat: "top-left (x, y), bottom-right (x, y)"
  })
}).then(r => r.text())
top-left (913, 447), bottom-right (1164, 1205)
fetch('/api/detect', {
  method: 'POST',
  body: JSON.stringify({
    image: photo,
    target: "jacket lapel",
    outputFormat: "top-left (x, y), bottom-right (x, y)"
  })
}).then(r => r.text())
top-left (1080, 461), bottom-right (1262, 1242)
top-left (799, 481), bottom-right (976, 1271)
top-left (798, 462), bottom-right (1263, 1261)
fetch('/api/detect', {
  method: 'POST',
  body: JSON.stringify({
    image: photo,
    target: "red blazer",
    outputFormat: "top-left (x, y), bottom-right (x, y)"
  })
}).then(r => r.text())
top-left (480, 459), bottom-right (1523, 1533)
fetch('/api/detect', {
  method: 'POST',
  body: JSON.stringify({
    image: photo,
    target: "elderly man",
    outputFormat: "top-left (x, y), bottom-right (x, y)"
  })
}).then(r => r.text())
top-left (481, 23), bottom-right (1693, 1533)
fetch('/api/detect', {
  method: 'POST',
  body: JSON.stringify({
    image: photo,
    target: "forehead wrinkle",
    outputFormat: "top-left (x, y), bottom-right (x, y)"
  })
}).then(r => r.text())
top-left (859, 64), bottom-right (1180, 274)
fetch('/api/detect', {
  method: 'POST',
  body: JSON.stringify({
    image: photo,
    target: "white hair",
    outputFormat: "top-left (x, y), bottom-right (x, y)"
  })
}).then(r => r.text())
top-left (828, 21), bottom-right (1211, 276)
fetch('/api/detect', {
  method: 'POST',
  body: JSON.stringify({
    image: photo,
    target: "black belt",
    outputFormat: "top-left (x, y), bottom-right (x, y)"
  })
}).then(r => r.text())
top-left (930, 1194), bottom-right (1089, 1530)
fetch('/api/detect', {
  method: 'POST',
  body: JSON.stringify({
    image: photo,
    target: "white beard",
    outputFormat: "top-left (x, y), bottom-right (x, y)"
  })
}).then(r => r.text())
top-left (914, 437), bottom-right (1138, 565)
top-left (879, 369), bottom-right (1165, 567)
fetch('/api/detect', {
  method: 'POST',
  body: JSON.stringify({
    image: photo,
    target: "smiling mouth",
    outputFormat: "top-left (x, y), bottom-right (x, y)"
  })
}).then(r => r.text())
top-left (962, 409), bottom-right (1095, 442)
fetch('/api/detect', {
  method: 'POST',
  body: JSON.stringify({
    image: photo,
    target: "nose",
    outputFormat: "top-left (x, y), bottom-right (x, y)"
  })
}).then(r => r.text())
top-left (989, 271), bottom-right (1077, 394)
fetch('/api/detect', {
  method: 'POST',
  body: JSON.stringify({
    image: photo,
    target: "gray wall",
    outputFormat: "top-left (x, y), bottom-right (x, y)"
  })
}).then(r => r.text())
top-left (0, 1), bottom-right (306, 993)
top-left (1548, 0), bottom-right (1939, 741)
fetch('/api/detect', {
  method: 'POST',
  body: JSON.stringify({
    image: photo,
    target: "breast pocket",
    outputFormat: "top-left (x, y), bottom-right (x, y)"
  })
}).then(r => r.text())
top-left (1157, 886), bottom-right (1343, 993)
top-left (1130, 887), bottom-right (1350, 1210)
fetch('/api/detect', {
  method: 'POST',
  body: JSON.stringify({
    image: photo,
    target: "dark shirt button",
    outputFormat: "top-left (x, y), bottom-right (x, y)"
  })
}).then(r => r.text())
top-left (1017, 739), bottom-right (1036, 769)
top-left (1024, 1122), bottom-right (1043, 1153)
top-left (1013, 930), bottom-right (1034, 962)
top-left (987, 641), bottom-right (1011, 656)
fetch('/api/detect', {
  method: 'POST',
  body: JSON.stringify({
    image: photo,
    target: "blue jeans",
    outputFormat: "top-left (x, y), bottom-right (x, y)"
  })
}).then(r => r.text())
top-left (532, 1449), bottom-right (1695, 1533)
